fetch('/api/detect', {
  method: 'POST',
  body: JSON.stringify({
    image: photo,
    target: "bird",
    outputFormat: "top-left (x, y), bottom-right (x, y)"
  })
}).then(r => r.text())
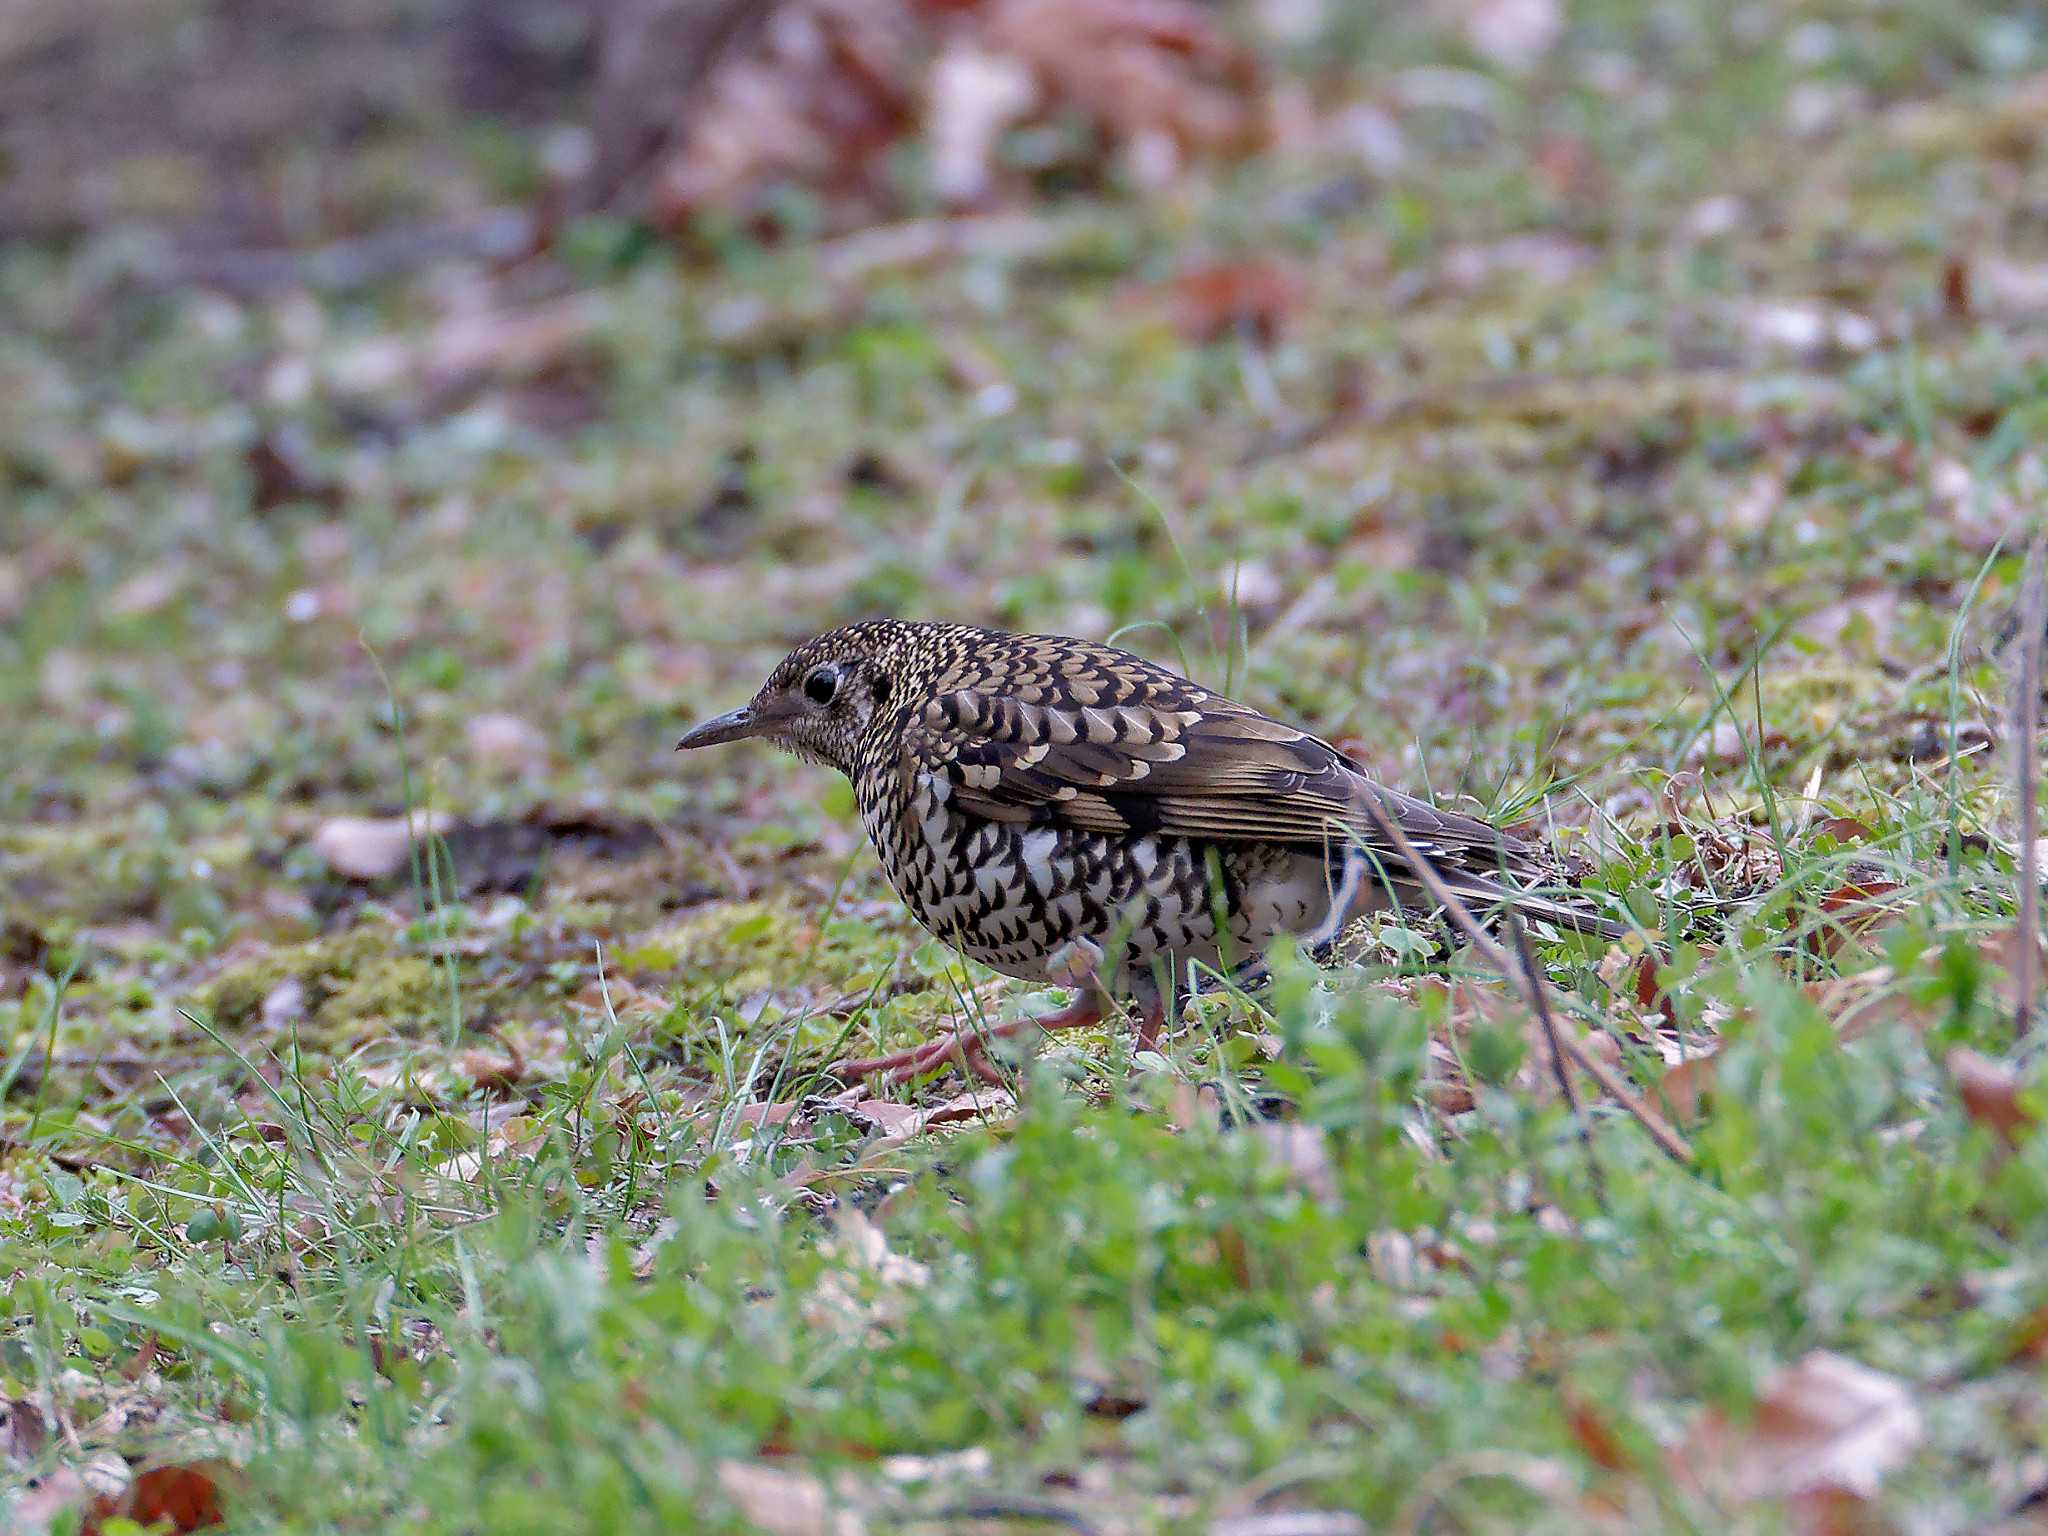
top-left (678, 620), bottom-right (1625, 1084)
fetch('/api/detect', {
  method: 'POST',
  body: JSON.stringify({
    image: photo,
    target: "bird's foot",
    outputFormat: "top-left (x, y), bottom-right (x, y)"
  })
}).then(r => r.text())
top-left (831, 994), bottom-right (1107, 1086)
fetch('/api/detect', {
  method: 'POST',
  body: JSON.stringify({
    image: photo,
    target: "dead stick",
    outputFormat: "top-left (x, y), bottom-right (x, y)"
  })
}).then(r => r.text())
top-left (1356, 790), bottom-right (1694, 1163)
top-left (1507, 913), bottom-right (1608, 1208)
top-left (2015, 534), bottom-right (2046, 1037)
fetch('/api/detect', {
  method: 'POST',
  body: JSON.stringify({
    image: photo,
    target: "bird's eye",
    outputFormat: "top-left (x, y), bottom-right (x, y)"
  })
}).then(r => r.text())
top-left (803, 667), bottom-right (839, 706)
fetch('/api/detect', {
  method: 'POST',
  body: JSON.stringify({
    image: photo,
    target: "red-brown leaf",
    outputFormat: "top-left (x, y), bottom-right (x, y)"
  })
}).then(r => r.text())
top-left (1949, 1048), bottom-right (2037, 1147)
top-left (1562, 1389), bottom-right (1635, 1473)
top-left (1161, 258), bottom-right (1304, 345)
top-left (84, 1463), bottom-right (229, 1534)
top-left (1806, 880), bottom-right (1905, 958)
top-left (1660, 1051), bottom-right (1722, 1120)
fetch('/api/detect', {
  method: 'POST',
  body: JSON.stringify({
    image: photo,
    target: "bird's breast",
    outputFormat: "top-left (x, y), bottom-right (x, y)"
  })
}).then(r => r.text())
top-left (848, 767), bottom-right (1369, 990)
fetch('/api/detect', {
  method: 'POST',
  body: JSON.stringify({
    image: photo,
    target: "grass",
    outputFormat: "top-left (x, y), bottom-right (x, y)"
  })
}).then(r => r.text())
top-left (6, 0), bottom-right (2048, 1529)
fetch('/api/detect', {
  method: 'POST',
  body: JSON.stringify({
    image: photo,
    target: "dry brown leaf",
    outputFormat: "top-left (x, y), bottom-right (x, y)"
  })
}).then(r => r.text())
top-left (247, 428), bottom-right (341, 511)
top-left (1810, 816), bottom-right (1877, 845)
top-left (84, 1462), bottom-right (231, 1534)
top-left (1806, 880), bottom-right (1906, 959)
top-left (1803, 971), bottom-right (1927, 1041)
top-left (2005, 1304), bottom-right (2048, 1365)
top-left (715, 1459), bottom-right (866, 1536)
top-left (1161, 258), bottom-right (1304, 345)
top-left (650, 0), bottom-right (1265, 233)
top-left (1659, 1051), bottom-right (1721, 1120)
top-left (1632, 952), bottom-right (1675, 1025)
top-left (1673, 1351), bottom-right (1921, 1513)
top-left (1561, 1388), bottom-right (1635, 1474)
top-left (983, 0), bottom-right (1266, 178)
top-left (457, 1046), bottom-right (525, 1095)
top-left (651, 0), bottom-right (922, 231)
top-left (1950, 1049), bottom-right (2038, 1147)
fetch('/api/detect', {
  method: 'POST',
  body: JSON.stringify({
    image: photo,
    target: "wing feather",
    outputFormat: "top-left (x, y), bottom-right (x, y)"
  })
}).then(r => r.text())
top-left (897, 641), bottom-right (1533, 888)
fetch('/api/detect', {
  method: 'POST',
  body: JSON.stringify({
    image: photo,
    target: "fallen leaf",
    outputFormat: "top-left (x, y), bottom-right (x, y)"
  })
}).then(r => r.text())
top-left (1807, 880), bottom-right (1905, 959)
top-left (832, 1207), bottom-right (928, 1286)
top-left (1161, 257), bottom-right (1304, 345)
top-left (465, 713), bottom-right (550, 774)
top-left (835, 1085), bottom-right (1016, 1146)
top-left (1462, 0), bottom-right (1561, 71)
top-left (1949, 1049), bottom-right (2037, 1148)
top-left (2, 1396), bottom-right (47, 1464)
top-left (1209, 1509), bottom-right (1370, 1535)
top-left (1742, 301), bottom-right (1879, 359)
top-left (458, 1043), bottom-right (525, 1094)
top-left (1973, 254), bottom-right (2048, 316)
top-left (652, 0), bottom-right (1265, 233)
top-left (926, 44), bottom-right (1038, 206)
top-left (246, 427), bottom-right (342, 511)
top-left (311, 811), bottom-right (450, 881)
top-left (1439, 233), bottom-right (1592, 292)
top-left (1659, 1050), bottom-right (1722, 1119)
top-left (715, 1459), bottom-right (865, 1536)
top-left (1802, 971), bottom-right (1927, 1041)
top-left (2005, 1304), bottom-right (2048, 1365)
top-left (1562, 1388), bottom-right (1635, 1473)
top-left (107, 566), bottom-right (183, 619)
top-left (1673, 1351), bottom-right (1922, 1511)
top-left (1253, 1120), bottom-right (1336, 1201)
top-left (1810, 816), bottom-right (1876, 845)
top-left (84, 1462), bottom-right (230, 1534)
top-left (1632, 952), bottom-right (1676, 1025)
top-left (422, 295), bottom-right (602, 391)
top-left (259, 978), bottom-right (306, 1030)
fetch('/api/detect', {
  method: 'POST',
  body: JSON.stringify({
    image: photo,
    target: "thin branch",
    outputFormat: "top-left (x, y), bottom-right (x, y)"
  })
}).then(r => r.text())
top-left (1507, 913), bottom-right (1607, 1210)
top-left (1354, 789), bottom-right (1694, 1164)
top-left (2015, 533), bottom-right (2046, 1037)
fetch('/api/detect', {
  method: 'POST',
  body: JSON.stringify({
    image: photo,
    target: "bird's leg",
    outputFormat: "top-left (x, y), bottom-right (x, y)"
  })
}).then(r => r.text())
top-left (1132, 994), bottom-right (1168, 1055)
top-left (831, 992), bottom-right (1107, 1087)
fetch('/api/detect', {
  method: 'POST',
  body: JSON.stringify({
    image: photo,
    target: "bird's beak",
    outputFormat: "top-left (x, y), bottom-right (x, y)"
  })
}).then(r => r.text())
top-left (676, 705), bottom-right (773, 751)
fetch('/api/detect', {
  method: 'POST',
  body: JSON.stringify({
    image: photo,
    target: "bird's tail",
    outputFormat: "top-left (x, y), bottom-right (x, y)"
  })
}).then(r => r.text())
top-left (1363, 867), bottom-right (1634, 943)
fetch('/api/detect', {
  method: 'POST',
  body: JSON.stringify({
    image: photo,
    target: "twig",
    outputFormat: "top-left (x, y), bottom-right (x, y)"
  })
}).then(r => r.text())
top-left (1506, 913), bottom-right (1607, 1210)
top-left (2015, 533), bottom-right (2046, 1037)
top-left (146, 210), bottom-right (536, 295)
top-left (1354, 790), bottom-right (1694, 1164)
top-left (934, 1501), bottom-right (1100, 1535)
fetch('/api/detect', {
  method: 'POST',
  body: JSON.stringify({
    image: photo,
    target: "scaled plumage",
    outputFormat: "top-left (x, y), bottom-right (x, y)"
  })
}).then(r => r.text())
top-left (680, 620), bottom-right (1622, 1079)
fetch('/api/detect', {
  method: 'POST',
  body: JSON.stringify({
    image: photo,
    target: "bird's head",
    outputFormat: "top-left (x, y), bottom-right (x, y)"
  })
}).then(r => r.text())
top-left (676, 621), bottom-right (922, 775)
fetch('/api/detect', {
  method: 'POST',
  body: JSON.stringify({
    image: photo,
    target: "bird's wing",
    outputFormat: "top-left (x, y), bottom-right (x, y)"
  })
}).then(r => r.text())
top-left (898, 667), bottom-right (1522, 878)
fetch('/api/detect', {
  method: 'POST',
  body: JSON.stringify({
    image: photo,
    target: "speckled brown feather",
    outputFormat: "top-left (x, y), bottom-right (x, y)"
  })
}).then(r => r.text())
top-left (899, 629), bottom-right (1530, 872)
top-left (684, 620), bottom-right (1625, 1003)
